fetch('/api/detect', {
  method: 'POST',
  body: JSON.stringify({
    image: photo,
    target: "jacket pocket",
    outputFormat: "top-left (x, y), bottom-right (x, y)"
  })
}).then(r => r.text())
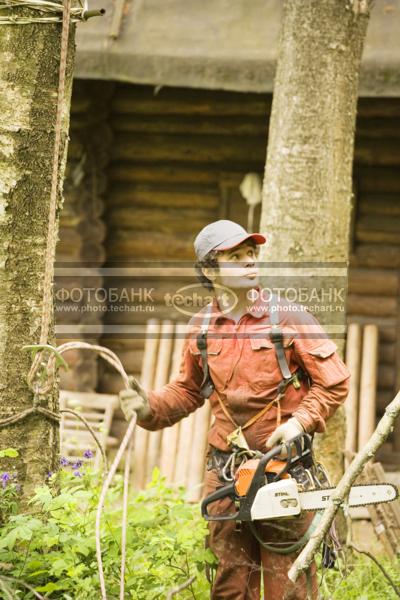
top-left (303, 340), bottom-right (350, 387)
top-left (188, 337), bottom-right (222, 357)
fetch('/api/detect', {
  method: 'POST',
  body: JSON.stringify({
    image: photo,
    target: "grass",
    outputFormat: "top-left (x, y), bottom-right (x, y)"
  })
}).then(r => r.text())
top-left (318, 553), bottom-right (400, 599)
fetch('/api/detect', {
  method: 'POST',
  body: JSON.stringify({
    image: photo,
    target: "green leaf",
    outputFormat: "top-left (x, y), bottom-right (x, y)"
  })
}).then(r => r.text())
top-left (0, 448), bottom-right (18, 458)
top-left (36, 581), bottom-right (65, 593)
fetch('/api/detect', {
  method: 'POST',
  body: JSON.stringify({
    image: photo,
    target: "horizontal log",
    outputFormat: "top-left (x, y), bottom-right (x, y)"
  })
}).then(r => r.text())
top-left (111, 85), bottom-right (272, 116)
top-left (107, 208), bottom-right (214, 235)
top-left (377, 363), bottom-right (396, 390)
top-left (355, 139), bottom-right (400, 166)
top-left (108, 185), bottom-right (219, 210)
top-left (70, 96), bottom-right (91, 115)
top-left (61, 194), bottom-right (105, 220)
top-left (345, 316), bottom-right (397, 343)
top-left (357, 98), bottom-right (400, 118)
top-left (59, 219), bottom-right (106, 242)
top-left (55, 305), bottom-right (105, 325)
top-left (355, 118), bottom-right (400, 139)
top-left (109, 163), bottom-right (223, 185)
top-left (110, 115), bottom-right (269, 137)
top-left (356, 167), bottom-right (400, 194)
top-left (376, 390), bottom-right (397, 412)
top-left (103, 304), bottom-right (181, 326)
top-left (54, 276), bottom-right (104, 294)
top-left (346, 295), bottom-right (397, 318)
top-left (355, 229), bottom-right (400, 245)
top-left (358, 195), bottom-right (400, 217)
top-left (357, 214), bottom-right (400, 234)
top-left (348, 268), bottom-right (399, 296)
top-left (67, 139), bottom-right (85, 160)
top-left (111, 133), bottom-right (266, 165)
top-left (56, 239), bottom-right (106, 263)
top-left (350, 244), bottom-right (400, 268)
top-left (106, 232), bottom-right (195, 261)
top-left (379, 342), bottom-right (396, 364)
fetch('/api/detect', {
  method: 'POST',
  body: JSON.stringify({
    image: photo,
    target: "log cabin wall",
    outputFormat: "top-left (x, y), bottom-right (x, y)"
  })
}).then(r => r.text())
top-left (55, 80), bottom-right (112, 391)
top-left (64, 82), bottom-right (399, 461)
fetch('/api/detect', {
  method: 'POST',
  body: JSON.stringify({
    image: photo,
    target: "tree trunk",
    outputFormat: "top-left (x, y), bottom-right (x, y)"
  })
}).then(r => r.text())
top-left (260, 0), bottom-right (370, 484)
top-left (0, 14), bottom-right (75, 495)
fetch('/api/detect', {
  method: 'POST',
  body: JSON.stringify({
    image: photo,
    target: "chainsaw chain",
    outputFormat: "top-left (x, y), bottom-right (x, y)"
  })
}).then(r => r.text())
top-left (300, 483), bottom-right (399, 512)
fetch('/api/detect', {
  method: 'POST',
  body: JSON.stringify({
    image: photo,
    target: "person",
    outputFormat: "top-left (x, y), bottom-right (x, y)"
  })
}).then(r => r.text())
top-left (119, 220), bottom-right (350, 600)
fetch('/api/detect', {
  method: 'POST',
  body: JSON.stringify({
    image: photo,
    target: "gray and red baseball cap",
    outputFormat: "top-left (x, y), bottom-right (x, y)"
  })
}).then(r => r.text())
top-left (194, 220), bottom-right (266, 260)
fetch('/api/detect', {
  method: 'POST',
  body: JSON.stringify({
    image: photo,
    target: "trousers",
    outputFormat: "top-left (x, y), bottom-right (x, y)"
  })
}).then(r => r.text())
top-left (204, 469), bottom-right (318, 600)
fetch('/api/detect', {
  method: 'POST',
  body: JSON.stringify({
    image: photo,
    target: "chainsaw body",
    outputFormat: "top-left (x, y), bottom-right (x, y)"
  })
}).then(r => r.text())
top-left (201, 434), bottom-right (398, 522)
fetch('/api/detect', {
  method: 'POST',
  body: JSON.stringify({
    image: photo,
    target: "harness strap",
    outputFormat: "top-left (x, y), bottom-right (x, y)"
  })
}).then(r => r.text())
top-left (197, 303), bottom-right (215, 399)
top-left (268, 294), bottom-right (292, 381)
top-left (214, 387), bottom-right (284, 431)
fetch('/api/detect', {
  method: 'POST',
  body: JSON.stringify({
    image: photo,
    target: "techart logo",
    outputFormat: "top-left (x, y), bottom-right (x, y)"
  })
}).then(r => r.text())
top-left (164, 283), bottom-right (238, 318)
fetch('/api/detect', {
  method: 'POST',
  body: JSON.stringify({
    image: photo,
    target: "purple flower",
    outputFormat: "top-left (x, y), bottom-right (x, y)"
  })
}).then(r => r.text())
top-left (47, 471), bottom-right (53, 478)
top-left (83, 450), bottom-right (94, 459)
top-left (1, 473), bottom-right (11, 488)
top-left (72, 460), bottom-right (82, 469)
top-left (73, 470), bottom-right (82, 477)
top-left (59, 457), bottom-right (69, 467)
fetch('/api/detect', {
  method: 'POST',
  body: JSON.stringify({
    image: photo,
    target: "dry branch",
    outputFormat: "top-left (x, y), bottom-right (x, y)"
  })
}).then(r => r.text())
top-left (288, 390), bottom-right (400, 584)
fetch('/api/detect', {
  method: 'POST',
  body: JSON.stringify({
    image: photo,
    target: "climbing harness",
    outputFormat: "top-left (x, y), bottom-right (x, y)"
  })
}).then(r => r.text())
top-left (196, 293), bottom-right (306, 452)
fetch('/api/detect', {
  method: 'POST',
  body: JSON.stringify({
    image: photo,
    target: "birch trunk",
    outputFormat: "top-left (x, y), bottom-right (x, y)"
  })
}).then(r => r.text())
top-left (0, 13), bottom-right (75, 495)
top-left (260, 0), bottom-right (370, 483)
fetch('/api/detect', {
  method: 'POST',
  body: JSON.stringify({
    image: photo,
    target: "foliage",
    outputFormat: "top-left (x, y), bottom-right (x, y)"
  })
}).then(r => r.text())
top-left (0, 459), bottom-right (215, 599)
top-left (319, 552), bottom-right (400, 600)
top-left (1, 451), bottom-right (399, 599)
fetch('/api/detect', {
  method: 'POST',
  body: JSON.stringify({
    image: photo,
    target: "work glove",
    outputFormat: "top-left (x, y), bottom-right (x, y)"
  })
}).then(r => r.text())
top-left (119, 376), bottom-right (152, 421)
top-left (265, 417), bottom-right (304, 455)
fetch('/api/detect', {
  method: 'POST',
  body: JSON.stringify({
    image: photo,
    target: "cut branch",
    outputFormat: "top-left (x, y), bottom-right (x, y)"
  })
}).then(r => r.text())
top-left (288, 390), bottom-right (400, 583)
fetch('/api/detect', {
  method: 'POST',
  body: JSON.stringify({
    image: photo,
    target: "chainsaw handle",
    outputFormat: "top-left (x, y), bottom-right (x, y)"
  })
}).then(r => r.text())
top-left (238, 433), bottom-right (312, 521)
top-left (201, 483), bottom-right (238, 521)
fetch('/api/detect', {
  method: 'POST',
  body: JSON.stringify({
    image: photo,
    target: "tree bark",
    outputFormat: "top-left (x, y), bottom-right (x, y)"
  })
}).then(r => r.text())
top-left (0, 12), bottom-right (75, 495)
top-left (260, 0), bottom-right (370, 484)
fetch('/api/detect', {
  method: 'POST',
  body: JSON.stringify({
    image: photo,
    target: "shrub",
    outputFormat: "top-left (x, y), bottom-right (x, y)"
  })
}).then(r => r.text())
top-left (0, 461), bottom-right (215, 599)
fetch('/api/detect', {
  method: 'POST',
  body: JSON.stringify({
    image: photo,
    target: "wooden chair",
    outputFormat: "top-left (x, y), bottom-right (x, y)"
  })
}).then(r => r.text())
top-left (133, 319), bottom-right (212, 501)
top-left (60, 390), bottom-right (119, 470)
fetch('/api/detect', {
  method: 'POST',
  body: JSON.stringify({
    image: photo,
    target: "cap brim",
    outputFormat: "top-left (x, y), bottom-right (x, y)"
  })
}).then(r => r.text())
top-left (214, 232), bottom-right (266, 252)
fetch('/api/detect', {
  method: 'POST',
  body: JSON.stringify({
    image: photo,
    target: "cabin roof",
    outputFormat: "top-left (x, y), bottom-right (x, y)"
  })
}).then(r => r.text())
top-left (75, 0), bottom-right (400, 96)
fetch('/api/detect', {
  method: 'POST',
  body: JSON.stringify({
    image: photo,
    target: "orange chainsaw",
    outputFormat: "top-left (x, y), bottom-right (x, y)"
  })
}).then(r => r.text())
top-left (201, 434), bottom-right (398, 522)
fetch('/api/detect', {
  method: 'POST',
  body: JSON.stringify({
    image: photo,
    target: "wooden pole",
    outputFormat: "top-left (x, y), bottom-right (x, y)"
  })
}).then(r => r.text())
top-left (357, 324), bottom-right (379, 451)
top-left (345, 323), bottom-right (362, 464)
top-left (185, 402), bottom-right (212, 502)
top-left (159, 323), bottom-right (186, 482)
top-left (173, 412), bottom-right (196, 487)
top-left (132, 319), bottom-right (160, 489)
top-left (145, 321), bottom-right (174, 482)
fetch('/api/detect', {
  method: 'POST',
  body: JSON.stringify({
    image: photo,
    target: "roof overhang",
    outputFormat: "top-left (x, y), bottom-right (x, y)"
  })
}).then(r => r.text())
top-left (75, 0), bottom-right (400, 96)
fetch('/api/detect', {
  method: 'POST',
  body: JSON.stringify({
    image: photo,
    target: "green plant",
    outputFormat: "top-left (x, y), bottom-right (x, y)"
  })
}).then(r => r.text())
top-left (0, 462), bottom-right (215, 599)
top-left (318, 552), bottom-right (400, 599)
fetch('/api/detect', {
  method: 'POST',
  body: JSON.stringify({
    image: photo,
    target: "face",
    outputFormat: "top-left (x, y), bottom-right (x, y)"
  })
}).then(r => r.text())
top-left (203, 241), bottom-right (260, 290)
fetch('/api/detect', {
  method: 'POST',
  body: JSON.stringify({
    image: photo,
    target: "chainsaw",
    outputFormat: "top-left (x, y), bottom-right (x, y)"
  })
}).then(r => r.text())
top-left (201, 434), bottom-right (398, 523)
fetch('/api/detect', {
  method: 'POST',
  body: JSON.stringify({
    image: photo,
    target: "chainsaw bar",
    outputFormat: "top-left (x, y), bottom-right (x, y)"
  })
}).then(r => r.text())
top-left (299, 483), bottom-right (398, 511)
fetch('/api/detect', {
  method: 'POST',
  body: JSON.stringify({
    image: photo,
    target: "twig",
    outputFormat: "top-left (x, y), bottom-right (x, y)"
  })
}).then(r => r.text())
top-left (288, 390), bottom-right (400, 583)
top-left (0, 575), bottom-right (47, 599)
top-left (166, 575), bottom-right (196, 599)
top-left (96, 414), bottom-right (137, 600)
top-left (348, 543), bottom-right (400, 598)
